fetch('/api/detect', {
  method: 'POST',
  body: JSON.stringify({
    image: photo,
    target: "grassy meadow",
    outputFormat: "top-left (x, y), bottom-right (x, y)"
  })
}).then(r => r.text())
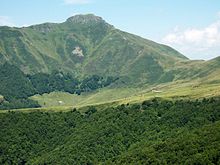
top-left (25, 81), bottom-right (220, 113)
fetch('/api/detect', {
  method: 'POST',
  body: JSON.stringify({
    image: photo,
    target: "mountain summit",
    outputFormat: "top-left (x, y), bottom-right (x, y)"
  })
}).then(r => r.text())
top-left (66, 14), bottom-right (108, 25)
top-left (2, 14), bottom-right (217, 85)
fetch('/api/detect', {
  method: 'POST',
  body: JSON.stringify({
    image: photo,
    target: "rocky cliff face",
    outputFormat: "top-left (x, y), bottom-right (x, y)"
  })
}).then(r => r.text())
top-left (66, 14), bottom-right (107, 25)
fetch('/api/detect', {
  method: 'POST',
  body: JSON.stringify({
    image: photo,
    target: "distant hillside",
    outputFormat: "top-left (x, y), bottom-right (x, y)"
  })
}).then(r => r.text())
top-left (0, 14), bottom-right (188, 85)
top-left (163, 57), bottom-right (220, 84)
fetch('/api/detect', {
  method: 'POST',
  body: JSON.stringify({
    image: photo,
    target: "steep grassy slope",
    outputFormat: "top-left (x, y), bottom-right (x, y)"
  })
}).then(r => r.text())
top-left (1, 14), bottom-right (220, 87)
top-left (0, 14), bottom-right (188, 85)
top-left (1, 14), bottom-right (219, 88)
top-left (163, 56), bottom-right (220, 85)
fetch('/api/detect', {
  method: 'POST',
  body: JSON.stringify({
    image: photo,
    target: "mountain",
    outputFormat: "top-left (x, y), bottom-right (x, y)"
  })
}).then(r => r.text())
top-left (0, 14), bottom-right (189, 85)
top-left (1, 14), bottom-right (220, 164)
top-left (0, 14), bottom-right (220, 109)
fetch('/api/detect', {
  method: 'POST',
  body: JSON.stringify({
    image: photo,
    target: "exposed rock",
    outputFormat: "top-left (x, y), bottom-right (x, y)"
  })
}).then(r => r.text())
top-left (0, 96), bottom-right (4, 104)
top-left (67, 14), bottom-right (104, 24)
top-left (30, 23), bottom-right (56, 33)
top-left (58, 100), bottom-right (63, 105)
top-left (66, 14), bottom-right (113, 28)
top-left (72, 46), bottom-right (84, 57)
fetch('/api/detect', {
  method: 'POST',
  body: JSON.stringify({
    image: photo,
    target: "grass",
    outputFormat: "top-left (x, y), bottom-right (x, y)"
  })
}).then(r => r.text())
top-left (121, 82), bottom-right (220, 104)
top-left (0, 97), bottom-right (120, 113)
top-left (1, 80), bottom-right (219, 113)
top-left (27, 81), bottom-right (220, 112)
top-left (30, 87), bottom-right (140, 107)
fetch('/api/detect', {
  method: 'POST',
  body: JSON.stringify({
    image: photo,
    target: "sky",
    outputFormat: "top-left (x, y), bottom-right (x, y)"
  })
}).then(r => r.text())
top-left (0, 0), bottom-right (220, 60)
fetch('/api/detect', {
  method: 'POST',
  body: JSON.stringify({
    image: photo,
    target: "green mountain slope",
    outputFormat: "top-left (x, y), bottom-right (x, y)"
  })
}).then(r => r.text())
top-left (0, 14), bottom-right (188, 85)
top-left (165, 56), bottom-right (220, 84)
top-left (0, 14), bottom-right (220, 110)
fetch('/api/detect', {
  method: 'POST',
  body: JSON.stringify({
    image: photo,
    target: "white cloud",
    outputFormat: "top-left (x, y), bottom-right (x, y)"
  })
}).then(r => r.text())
top-left (218, 11), bottom-right (220, 18)
top-left (64, 0), bottom-right (90, 5)
top-left (0, 16), bottom-right (15, 27)
top-left (162, 19), bottom-right (220, 60)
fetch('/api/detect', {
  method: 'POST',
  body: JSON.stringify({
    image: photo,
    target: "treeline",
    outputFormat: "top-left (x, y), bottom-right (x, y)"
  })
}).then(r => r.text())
top-left (28, 71), bottom-right (117, 95)
top-left (0, 98), bottom-right (220, 164)
top-left (0, 63), bottom-right (40, 109)
top-left (0, 63), bottom-right (117, 109)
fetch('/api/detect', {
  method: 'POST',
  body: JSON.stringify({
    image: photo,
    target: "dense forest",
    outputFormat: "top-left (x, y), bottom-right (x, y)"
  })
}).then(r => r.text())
top-left (0, 63), bottom-right (117, 110)
top-left (0, 98), bottom-right (220, 164)
top-left (0, 63), bottom-right (40, 110)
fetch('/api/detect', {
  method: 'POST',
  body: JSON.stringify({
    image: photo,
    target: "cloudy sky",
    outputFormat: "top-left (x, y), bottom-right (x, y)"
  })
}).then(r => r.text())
top-left (1, 0), bottom-right (220, 60)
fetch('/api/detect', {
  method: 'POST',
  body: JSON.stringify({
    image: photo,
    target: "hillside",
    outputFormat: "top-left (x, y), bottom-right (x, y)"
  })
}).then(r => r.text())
top-left (1, 14), bottom-right (220, 110)
top-left (0, 63), bottom-right (117, 109)
top-left (0, 14), bottom-right (219, 88)
top-left (0, 14), bottom-right (188, 85)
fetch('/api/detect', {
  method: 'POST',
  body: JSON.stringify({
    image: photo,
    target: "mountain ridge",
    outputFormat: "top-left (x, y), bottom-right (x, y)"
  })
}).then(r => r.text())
top-left (0, 14), bottom-right (219, 87)
top-left (0, 15), bottom-right (186, 75)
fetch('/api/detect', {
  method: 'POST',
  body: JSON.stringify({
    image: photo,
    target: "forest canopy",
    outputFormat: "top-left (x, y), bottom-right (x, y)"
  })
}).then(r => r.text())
top-left (0, 98), bottom-right (220, 164)
top-left (0, 63), bottom-right (117, 110)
